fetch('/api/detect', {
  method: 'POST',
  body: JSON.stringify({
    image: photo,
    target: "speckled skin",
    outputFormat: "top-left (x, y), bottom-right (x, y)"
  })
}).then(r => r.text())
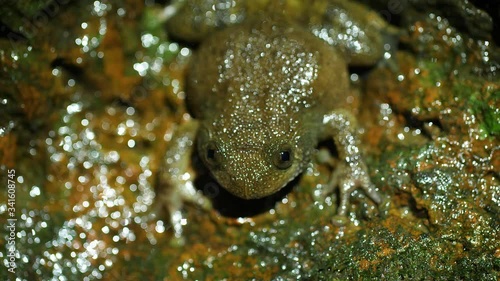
top-left (189, 18), bottom-right (350, 198)
top-left (158, 3), bottom-right (386, 241)
top-left (165, 0), bottom-right (389, 66)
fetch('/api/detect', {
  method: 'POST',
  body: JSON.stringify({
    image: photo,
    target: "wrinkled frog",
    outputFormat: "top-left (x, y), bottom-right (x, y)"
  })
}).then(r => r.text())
top-left (157, 0), bottom-right (390, 240)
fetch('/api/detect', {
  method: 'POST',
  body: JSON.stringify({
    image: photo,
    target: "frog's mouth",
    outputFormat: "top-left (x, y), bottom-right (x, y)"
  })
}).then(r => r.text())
top-left (206, 142), bottom-right (304, 199)
top-left (225, 182), bottom-right (285, 200)
top-left (212, 167), bottom-right (300, 200)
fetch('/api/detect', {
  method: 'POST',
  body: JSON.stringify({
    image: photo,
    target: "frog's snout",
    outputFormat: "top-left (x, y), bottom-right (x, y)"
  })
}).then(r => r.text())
top-left (211, 149), bottom-right (286, 200)
top-left (224, 177), bottom-right (278, 200)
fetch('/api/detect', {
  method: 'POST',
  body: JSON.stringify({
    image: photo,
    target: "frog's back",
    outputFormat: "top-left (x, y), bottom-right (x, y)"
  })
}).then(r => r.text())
top-left (187, 17), bottom-right (349, 122)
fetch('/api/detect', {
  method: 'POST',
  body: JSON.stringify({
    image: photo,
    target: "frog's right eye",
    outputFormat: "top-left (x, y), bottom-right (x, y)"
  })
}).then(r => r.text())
top-left (205, 141), bottom-right (221, 166)
top-left (272, 144), bottom-right (294, 170)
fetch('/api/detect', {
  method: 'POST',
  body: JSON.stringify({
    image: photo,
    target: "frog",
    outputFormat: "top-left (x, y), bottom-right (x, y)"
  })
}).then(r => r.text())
top-left (157, 0), bottom-right (391, 241)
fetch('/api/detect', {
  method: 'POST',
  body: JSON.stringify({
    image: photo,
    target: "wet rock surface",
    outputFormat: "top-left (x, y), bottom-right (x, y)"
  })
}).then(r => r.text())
top-left (0, 0), bottom-right (498, 279)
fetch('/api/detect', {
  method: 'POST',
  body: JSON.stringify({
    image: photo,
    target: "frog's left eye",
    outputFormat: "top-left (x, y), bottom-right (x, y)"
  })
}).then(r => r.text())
top-left (272, 144), bottom-right (293, 170)
top-left (204, 141), bottom-right (221, 167)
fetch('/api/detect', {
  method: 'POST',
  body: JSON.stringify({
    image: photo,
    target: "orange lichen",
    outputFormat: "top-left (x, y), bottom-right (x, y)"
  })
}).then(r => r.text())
top-left (0, 133), bottom-right (17, 168)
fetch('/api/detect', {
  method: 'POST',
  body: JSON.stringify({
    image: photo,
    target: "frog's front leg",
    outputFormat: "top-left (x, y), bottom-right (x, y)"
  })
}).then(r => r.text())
top-left (155, 119), bottom-right (211, 244)
top-left (322, 109), bottom-right (382, 223)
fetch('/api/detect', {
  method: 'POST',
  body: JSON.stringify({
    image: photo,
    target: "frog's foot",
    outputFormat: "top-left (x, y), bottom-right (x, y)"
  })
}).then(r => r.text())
top-left (324, 161), bottom-right (385, 226)
top-left (154, 120), bottom-right (211, 245)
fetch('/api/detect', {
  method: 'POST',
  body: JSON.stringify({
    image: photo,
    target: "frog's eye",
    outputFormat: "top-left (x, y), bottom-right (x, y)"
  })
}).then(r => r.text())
top-left (207, 147), bottom-right (216, 160)
top-left (205, 141), bottom-right (221, 166)
top-left (272, 144), bottom-right (293, 170)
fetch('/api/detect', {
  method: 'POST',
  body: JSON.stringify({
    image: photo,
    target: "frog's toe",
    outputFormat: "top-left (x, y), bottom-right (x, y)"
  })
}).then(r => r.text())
top-left (169, 235), bottom-right (186, 247)
top-left (331, 214), bottom-right (349, 226)
top-left (334, 162), bottom-right (385, 218)
top-left (180, 181), bottom-right (213, 211)
top-left (153, 203), bottom-right (187, 247)
top-left (377, 195), bottom-right (391, 217)
top-left (360, 181), bottom-right (382, 205)
top-left (155, 177), bottom-right (212, 246)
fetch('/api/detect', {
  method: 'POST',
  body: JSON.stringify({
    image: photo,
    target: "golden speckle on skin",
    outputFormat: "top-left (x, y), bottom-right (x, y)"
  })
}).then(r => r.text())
top-left (182, 17), bottom-right (381, 208)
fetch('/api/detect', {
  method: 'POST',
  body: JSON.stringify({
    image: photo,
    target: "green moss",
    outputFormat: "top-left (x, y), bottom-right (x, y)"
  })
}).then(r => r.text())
top-left (141, 7), bottom-right (179, 61)
top-left (474, 90), bottom-right (500, 137)
top-left (309, 226), bottom-right (500, 280)
top-left (456, 85), bottom-right (499, 138)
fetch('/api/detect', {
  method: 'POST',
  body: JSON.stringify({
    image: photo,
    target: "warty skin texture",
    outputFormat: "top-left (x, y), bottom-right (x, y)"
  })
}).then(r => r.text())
top-left (188, 18), bottom-right (349, 199)
top-left (157, 16), bottom-right (384, 241)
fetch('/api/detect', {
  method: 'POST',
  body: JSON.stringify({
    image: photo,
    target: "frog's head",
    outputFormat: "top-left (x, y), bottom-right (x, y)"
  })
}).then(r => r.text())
top-left (196, 120), bottom-right (314, 199)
